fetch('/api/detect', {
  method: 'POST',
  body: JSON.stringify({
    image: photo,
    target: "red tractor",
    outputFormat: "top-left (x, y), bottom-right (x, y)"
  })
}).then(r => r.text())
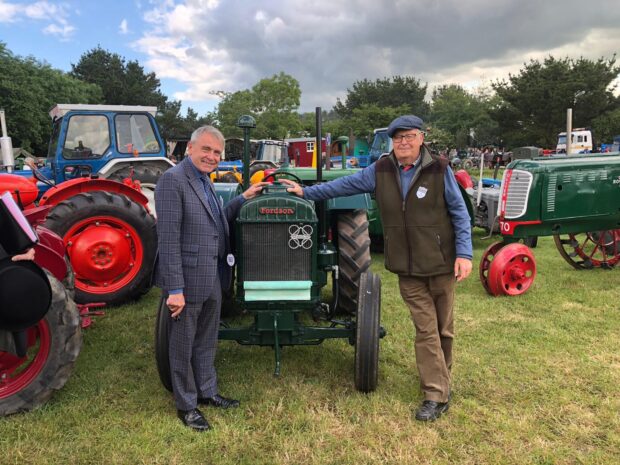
top-left (0, 172), bottom-right (156, 306)
top-left (0, 206), bottom-right (81, 415)
top-left (1, 106), bottom-right (162, 306)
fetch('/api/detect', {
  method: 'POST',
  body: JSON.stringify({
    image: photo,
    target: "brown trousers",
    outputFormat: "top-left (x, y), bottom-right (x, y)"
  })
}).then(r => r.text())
top-left (398, 272), bottom-right (455, 403)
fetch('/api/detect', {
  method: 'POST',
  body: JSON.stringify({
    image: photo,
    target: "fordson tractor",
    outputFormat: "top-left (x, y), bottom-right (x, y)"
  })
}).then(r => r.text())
top-left (0, 205), bottom-right (82, 415)
top-left (478, 152), bottom-right (620, 296)
top-left (155, 111), bottom-right (385, 392)
top-left (0, 105), bottom-right (170, 305)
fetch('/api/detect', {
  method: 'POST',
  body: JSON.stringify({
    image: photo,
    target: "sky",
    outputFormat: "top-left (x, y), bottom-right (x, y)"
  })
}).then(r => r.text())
top-left (1, 0), bottom-right (620, 117)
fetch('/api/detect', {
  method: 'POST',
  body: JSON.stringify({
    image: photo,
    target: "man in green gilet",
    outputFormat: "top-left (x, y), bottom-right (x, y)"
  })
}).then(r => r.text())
top-left (283, 115), bottom-right (473, 421)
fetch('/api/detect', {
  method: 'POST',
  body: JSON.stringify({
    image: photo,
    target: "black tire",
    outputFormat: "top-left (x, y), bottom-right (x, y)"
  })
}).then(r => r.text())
top-left (354, 271), bottom-right (381, 393)
top-left (249, 162), bottom-right (273, 178)
top-left (218, 172), bottom-right (240, 184)
top-left (154, 294), bottom-right (173, 392)
top-left (0, 272), bottom-right (82, 415)
top-left (62, 256), bottom-right (75, 300)
top-left (107, 163), bottom-right (169, 187)
top-left (43, 191), bottom-right (157, 305)
top-left (337, 210), bottom-right (371, 314)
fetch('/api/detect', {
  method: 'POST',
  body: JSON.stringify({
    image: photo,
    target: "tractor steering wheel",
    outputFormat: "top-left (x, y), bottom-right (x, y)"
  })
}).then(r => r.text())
top-left (263, 171), bottom-right (303, 184)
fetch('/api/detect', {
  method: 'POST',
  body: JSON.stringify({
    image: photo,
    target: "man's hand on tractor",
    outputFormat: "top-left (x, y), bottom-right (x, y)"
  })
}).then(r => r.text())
top-left (242, 182), bottom-right (269, 200)
top-left (279, 179), bottom-right (304, 197)
top-left (454, 257), bottom-right (472, 282)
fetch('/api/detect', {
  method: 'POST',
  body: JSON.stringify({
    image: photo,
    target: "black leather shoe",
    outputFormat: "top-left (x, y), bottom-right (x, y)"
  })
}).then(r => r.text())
top-left (414, 400), bottom-right (450, 421)
top-left (198, 394), bottom-right (240, 409)
top-left (177, 408), bottom-right (210, 431)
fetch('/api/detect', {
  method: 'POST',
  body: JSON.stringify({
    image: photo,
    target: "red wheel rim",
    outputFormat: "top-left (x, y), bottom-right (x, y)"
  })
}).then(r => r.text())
top-left (64, 216), bottom-right (144, 295)
top-left (479, 241), bottom-right (505, 295)
top-left (571, 230), bottom-right (620, 268)
top-left (0, 321), bottom-right (51, 398)
top-left (488, 243), bottom-right (536, 296)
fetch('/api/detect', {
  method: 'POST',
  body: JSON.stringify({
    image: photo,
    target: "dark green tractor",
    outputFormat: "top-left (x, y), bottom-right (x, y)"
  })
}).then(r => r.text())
top-left (155, 111), bottom-right (385, 393)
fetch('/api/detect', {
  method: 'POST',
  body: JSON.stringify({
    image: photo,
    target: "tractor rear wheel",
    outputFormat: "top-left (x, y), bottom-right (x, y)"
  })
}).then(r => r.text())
top-left (108, 163), bottom-right (170, 215)
top-left (43, 191), bottom-right (157, 305)
top-left (354, 271), bottom-right (381, 393)
top-left (337, 210), bottom-right (371, 314)
top-left (154, 294), bottom-right (173, 392)
top-left (0, 272), bottom-right (82, 415)
top-left (554, 230), bottom-right (620, 269)
top-left (107, 162), bottom-right (168, 187)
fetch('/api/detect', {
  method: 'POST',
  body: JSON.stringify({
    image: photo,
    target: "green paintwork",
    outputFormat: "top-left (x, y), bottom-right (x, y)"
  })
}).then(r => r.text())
top-left (503, 152), bottom-right (620, 238)
top-left (244, 280), bottom-right (313, 301)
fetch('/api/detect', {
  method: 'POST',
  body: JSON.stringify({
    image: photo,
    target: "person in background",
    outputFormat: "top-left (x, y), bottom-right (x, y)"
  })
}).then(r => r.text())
top-left (281, 115), bottom-right (472, 421)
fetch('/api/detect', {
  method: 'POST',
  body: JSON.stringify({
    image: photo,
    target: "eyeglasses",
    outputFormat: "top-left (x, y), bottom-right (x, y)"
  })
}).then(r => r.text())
top-left (393, 133), bottom-right (421, 144)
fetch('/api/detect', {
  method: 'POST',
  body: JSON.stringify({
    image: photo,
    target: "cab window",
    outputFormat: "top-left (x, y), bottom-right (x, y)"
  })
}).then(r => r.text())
top-left (62, 115), bottom-right (110, 159)
top-left (115, 114), bottom-right (160, 153)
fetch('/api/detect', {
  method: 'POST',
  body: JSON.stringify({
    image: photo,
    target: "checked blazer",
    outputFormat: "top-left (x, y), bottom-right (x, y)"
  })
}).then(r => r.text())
top-left (154, 157), bottom-right (244, 303)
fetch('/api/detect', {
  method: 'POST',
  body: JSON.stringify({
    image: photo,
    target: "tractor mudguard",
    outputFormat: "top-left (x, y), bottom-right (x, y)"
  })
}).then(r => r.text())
top-left (213, 182), bottom-right (243, 206)
top-left (38, 177), bottom-right (149, 209)
top-left (326, 193), bottom-right (372, 211)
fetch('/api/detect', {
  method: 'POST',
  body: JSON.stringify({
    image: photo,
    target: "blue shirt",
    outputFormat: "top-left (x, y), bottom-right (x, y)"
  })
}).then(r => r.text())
top-left (302, 159), bottom-right (473, 260)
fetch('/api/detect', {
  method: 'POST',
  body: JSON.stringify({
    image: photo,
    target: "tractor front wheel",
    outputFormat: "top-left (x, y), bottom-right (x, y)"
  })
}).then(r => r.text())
top-left (0, 272), bottom-right (82, 415)
top-left (154, 294), bottom-right (173, 392)
top-left (43, 191), bottom-right (157, 305)
top-left (354, 271), bottom-right (381, 393)
top-left (337, 210), bottom-right (371, 314)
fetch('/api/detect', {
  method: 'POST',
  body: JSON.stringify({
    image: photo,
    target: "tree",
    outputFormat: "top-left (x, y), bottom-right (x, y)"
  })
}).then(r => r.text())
top-left (214, 72), bottom-right (301, 139)
top-left (333, 76), bottom-right (430, 138)
top-left (156, 100), bottom-right (216, 141)
top-left (335, 76), bottom-right (430, 118)
top-left (0, 43), bottom-right (102, 154)
top-left (71, 46), bottom-right (167, 108)
top-left (252, 72), bottom-right (301, 139)
top-left (491, 56), bottom-right (620, 148)
top-left (430, 84), bottom-right (499, 149)
top-left (592, 108), bottom-right (620, 146)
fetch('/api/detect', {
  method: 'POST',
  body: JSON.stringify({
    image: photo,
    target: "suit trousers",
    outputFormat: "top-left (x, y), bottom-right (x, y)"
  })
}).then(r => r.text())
top-left (168, 277), bottom-right (222, 411)
top-left (398, 272), bottom-right (455, 403)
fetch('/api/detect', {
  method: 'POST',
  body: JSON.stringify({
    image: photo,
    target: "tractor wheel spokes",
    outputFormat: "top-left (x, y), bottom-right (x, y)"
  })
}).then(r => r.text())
top-left (554, 230), bottom-right (620, 270)
top-left (479, 241), bottom-right (505, 295)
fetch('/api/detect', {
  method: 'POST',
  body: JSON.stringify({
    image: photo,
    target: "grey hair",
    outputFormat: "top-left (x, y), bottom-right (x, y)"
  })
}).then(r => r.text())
top-left (190, 125), bottom-right (225, 146)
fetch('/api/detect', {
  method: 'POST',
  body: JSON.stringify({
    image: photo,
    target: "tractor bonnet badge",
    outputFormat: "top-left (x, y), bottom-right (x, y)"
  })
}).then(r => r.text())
top-left (288, 224), bottom-right (313, 249)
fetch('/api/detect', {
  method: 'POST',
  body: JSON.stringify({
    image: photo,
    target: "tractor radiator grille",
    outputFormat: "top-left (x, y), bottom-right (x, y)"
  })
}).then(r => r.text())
top-left (240, 223), bottom-right (313, 281)
top-left (504, 170), bottom-right (533, 219)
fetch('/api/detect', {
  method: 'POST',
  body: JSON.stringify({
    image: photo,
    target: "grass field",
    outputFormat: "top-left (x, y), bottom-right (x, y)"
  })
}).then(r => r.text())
top-left (1, 230), bottom-right (619, 465)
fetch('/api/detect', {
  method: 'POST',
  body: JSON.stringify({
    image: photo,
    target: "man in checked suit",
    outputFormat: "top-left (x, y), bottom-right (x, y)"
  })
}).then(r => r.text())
top-left (154, 125), bottom-right (266, 431)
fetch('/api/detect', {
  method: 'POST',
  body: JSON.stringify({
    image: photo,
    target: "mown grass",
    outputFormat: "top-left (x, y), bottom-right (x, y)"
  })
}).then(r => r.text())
top-left (1, 231), bottom-right (619, 464)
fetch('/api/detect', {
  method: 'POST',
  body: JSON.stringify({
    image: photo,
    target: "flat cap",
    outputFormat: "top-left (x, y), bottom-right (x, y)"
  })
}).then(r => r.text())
top-left (387, 115), bottom-right (424, 137)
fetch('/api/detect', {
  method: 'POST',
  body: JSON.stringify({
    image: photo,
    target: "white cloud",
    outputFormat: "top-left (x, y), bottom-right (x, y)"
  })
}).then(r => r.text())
top-left (42, 22), bottom-right (75, 40)
top-left (133, 0), bottom-right (620, 112)
top-left (0, 0), bottom-right (21, 22)
top-left (0, 0), bottom-right (75, 40)
top-left (119, 18), bottom-right (128, 34)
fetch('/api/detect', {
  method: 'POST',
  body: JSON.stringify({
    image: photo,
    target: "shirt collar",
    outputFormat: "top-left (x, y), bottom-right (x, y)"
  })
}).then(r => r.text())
top-left (398, 156), bottom-right (422, 170)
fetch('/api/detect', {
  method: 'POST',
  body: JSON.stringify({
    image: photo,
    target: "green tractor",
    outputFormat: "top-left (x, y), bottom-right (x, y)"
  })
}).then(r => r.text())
top-left (155, 112), bottom-right (385, 392)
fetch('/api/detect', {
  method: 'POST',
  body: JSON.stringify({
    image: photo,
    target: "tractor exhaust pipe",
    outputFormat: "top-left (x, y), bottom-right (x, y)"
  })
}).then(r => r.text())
top-left (0, 109), bottom-right (15, 173)
top-left (316, 107), bottom-right (327, 245)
